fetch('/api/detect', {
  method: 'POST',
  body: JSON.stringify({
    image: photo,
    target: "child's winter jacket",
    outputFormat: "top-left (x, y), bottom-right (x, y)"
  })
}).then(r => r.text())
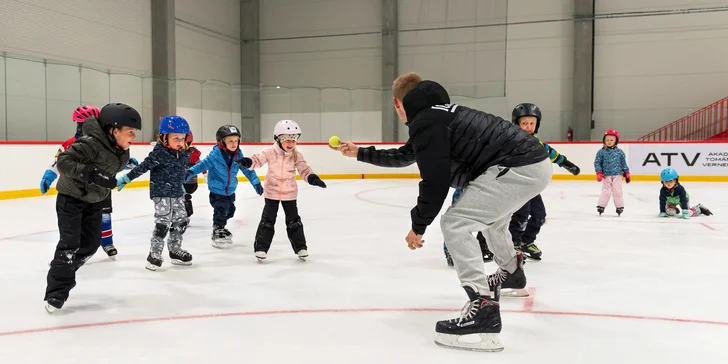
top-left (248, 145), bottom-right (313, 201)
top-left (126, 143), bottom-right (188, 199)
top-left (594, 146), bottom-right (629, 177)
top-left (189, 146), bottom-right (261, 196)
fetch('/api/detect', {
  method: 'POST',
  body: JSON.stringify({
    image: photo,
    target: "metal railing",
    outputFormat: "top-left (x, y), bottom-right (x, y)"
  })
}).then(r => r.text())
top-left (638, 96), bottom-right (728, 141)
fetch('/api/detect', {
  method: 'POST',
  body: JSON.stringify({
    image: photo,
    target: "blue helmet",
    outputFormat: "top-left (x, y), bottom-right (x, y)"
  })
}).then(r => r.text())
top-left (660, 168), bottom-right (679, 182)
top-left (159, 115), bottom-right (190, 135)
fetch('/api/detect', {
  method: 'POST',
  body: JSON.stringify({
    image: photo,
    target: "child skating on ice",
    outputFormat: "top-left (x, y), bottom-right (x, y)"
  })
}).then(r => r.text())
top-left (185, 125), bottom-right (263, 248)
top-left (658, 168), bottom-right (712, 218)
top-left (235, 119), bottom-right (327, 262)
top-left (594, 129), bottom-right (630, 216)
top-left (44, 103), bottom-right (141, 313)
top-left (116, 115), bottom-right (194, 271)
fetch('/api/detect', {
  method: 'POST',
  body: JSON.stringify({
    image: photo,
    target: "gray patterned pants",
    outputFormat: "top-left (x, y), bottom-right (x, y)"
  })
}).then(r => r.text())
top-left (150, 197), bottom-right (187, 256)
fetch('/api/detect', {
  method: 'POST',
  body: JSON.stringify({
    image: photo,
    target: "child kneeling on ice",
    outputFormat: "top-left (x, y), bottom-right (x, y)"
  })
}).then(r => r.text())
top-left (658, 168), bottom-right (712, 218)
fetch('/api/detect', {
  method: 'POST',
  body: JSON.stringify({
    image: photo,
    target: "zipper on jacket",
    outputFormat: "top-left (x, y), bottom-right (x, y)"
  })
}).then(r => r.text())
top-left (279, 150), bottom-right (285, 200)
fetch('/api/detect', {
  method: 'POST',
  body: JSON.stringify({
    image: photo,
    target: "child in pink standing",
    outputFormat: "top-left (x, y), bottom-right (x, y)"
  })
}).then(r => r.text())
top-left (594, 129), bottom-right (630, 216)
top-left (235, 120), bottom-right (327, 262)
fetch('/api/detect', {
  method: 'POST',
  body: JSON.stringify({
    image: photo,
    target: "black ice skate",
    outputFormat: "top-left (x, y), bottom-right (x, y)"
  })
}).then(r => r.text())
top-left (146, 252), bottom-right (163, 271)
top-left (44, 297), bottom-right (64, 314)
top-left (520, 242), bottom-right (542, 261)
top-left (211, 226), bottom-right (231, 249)
top-left (597, 206), bottom-right (605, 215)
top-left (616, 207), bottom-right (624, 216)
top-left (434, 283), bottom-right (504, 352)
top-left (487, 252), bottom-right (528, 297)
top-left (169, 249), bottom-right (192, 266)
top-left (695, 204), bottom-right (713, 216)
top-left (102, 244), bottom-right (118, 260)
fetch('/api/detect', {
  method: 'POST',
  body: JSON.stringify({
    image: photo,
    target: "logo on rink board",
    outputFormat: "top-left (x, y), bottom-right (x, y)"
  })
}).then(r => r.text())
top-left (629, 144), bottom-right (728, 176)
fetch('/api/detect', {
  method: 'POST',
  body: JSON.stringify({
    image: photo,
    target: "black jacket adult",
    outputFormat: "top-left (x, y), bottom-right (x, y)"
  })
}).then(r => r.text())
top-left (126, 142), bottom-right (188, 199)
top-left (56, 117), bottom-right (130, 204)
top-left (359, 81), bottom-right (548, 234)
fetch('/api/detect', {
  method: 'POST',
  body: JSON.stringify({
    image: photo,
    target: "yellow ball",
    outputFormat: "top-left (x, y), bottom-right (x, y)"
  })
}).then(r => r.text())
top-left (329, 135), bottom-right (340, 147)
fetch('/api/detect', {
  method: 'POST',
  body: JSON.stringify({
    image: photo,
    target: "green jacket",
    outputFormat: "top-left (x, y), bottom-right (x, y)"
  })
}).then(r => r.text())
top-left (55, 117), bottom-right (130, 203)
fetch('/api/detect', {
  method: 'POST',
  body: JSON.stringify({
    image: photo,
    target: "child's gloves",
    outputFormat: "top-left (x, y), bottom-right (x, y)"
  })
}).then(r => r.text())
top-left (623, 172), bottom-right (631, 183)
top-left (181, 184), bottom-right (186, 194)
top-left (659, 212), bottom-right (667, 217)
top-left (125, 158), bottom-right (139, 170)
top-left (253, 183), bottom-right (264, 195)
top-left (185, 170), bottom-right (196, 182)
top-left (561, 158), bottom-right (580, 176)
top-left (680, 209), bottom-right (691, 219)
top-left (40, 169), bottom-right (58, 194)
top-left (235, 157), bottom-right (252, 169)
top-left (116, 174), bottom-right (131, 191)
top-left (307, 174), bottom-right (327, 188)
top-left (79, 165), bottom-right (117, 189)
top-left (596, 171), bottom-right (604, 182)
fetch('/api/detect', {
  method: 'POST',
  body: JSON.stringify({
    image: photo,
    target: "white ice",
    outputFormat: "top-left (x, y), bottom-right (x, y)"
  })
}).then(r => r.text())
top-left (0, 180), bottom-right (727, 364)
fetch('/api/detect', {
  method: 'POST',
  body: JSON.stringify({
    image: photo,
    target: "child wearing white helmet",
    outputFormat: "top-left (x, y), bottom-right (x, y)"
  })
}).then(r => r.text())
top-left (236, 119), bottom-right (327, 261)
top-left (658, 168), bottom-right (712, 218)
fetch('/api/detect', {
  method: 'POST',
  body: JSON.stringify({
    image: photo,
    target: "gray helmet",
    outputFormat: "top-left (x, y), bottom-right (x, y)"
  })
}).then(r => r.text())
top-left (511, 103), bottom-right (542, 133)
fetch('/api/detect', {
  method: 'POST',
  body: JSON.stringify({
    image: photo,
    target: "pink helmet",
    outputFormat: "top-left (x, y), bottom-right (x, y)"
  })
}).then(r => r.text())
top-left (73, 105), bottom-right (100, 123)
top-left (603, 129), bottom-right (620, 144)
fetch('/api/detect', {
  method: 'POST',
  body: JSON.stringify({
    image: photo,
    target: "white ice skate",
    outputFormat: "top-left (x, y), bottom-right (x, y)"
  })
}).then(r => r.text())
top-left (297, 249), bottom-right (308, 261)
top-left (255, 251), bottom-right (267, 262)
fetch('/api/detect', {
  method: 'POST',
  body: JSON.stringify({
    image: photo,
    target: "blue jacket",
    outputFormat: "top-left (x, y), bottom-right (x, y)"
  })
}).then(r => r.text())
top-left (594, 146), bottom-right (629, 177)
top-left (189, 146), bottom-right (261, 196)
top-left (127, 143), bottom-right (188, 199)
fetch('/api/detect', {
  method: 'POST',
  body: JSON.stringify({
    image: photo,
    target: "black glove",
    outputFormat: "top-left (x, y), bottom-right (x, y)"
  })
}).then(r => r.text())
top-left (307, 174), bottom-right (326, 188)
top-left (561, 158), bottom-right (580, 176)
top-left (235, 157), bottom-right (252, 169)
top-left (80, 165), bottom-right (117, 189)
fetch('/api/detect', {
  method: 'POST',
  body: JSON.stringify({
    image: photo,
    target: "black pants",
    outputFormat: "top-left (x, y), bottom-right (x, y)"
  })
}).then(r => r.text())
top-left (509, 194), bottom-right (546, 244)
top-left (101, 193), bottom-right (112, 214)
top-left (45, 193), bottom-right (103, 302)
top-left (254, 198), bottom-right (306, 253)
top-left (183, 182), bottom-right (198, 217)
top-left (210, 192), bottom-right (235, 227)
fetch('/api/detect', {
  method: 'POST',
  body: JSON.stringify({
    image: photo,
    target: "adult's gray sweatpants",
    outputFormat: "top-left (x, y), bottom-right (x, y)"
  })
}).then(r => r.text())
top-left (440, 158), bottom-right (553, 293)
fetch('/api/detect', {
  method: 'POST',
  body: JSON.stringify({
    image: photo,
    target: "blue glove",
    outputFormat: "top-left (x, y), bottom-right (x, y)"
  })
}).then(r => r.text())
top-left (679, 209), bottom-right (691, 219)
top-left (658, 212), bottom-right (667, 217)
top-left (253, 183), bottom-right (264, 195)
top-left (116, 174), bottom-right (131, 191)
top-left (125, 158), bottom-right (139, 170)
top-left (40, 170), bottom-right (58, 194)
top-left (181, 184), bottom-right (186, 194)
top-left (185, 170), bottom-right (196, 183)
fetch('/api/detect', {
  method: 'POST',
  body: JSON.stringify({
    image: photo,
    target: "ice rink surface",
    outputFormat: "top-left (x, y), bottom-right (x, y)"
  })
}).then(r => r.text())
top-left (0, 179), bottom-right (727, 363)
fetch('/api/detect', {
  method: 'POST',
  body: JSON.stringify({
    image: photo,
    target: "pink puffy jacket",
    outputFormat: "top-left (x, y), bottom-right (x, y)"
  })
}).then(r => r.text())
top-left (248, 145), bottom-right (314, 201)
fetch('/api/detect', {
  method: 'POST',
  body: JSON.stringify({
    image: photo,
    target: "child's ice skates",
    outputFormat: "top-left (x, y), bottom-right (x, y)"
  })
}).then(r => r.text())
top-left (212, 226), bottom-right (232, 248)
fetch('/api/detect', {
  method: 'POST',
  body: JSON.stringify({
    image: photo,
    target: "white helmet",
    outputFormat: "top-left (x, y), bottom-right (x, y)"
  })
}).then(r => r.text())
top-left (274, 119), bottom-right (302, 140)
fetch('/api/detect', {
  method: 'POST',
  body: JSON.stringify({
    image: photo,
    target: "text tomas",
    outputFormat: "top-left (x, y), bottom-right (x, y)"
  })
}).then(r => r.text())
top-left (642, 152), bottom-right (728, 167)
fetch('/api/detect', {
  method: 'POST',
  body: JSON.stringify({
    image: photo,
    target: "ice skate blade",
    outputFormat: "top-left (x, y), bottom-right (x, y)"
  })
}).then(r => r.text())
top-left (434, 332), bottom-right (503, 352)
top-left (107, 255), bottom-right (117, 261)
top-left (44, 303), bottom-right (59, 314)
top-left (211, 241), bottom-right (229, 249)
top-left (256, 257), bottom-right (265, 263)
top-left (501, 288), bottom-right (529, 297)
top-left (145, 263), bottom-right (160, 271)
top-left (298, 256), bottom-right (307, 262)
top-left (171, 260), bottom-right (192, 266)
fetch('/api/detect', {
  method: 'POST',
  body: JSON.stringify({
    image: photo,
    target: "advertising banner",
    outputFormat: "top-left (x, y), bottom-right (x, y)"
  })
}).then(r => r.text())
top-left (628, 143), bottom-right (728, 176)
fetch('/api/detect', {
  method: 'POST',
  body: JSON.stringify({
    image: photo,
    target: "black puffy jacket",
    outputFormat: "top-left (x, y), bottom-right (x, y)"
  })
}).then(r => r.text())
top-left (55, 117), bottom-right (130, 204)
top-left (360, 81), bottom-right (548, 234)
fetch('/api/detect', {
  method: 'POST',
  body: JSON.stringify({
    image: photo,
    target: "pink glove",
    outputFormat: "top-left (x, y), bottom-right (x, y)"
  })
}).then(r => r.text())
top-left (596, 171), bottom-right (604, 182)
top-left (623, 172), bottom-right (631, 183)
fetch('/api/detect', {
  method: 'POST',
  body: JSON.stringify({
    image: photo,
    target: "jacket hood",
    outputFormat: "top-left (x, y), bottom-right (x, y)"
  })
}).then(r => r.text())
top-left (402, 80), bottom-right (450, 124)
top-left (81, 116), bottom-right (114, 150)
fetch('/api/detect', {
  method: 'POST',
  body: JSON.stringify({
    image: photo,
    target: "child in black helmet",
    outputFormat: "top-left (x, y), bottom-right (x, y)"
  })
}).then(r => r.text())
top-left (185, 125), bottom-right (263, 248)
top-left (508, 103), bottom-right (580, 260)
top-left (44, 103), bottom-right (141, 313)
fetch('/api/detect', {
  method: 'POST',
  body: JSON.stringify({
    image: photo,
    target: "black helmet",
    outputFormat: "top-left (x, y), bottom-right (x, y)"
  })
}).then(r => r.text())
top-left (511, 103), bottom-right (542, 133)
top-left (98, 103), bottom-right (142, 130)
top-left (215, 125), bottom-right (241, 142)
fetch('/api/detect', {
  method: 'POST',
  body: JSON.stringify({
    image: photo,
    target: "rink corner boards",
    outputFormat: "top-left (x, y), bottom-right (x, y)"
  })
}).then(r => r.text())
top-left (2, 173), bottom-right (727, 201)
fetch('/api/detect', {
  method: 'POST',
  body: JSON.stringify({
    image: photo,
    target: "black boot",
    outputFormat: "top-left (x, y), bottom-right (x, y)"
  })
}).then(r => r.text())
top-left (434, 283), bottom-right (504, 352)
top-left (616, 207), bottom-right (624, 216)
top-left (487, 251), bottom-right (528, 297)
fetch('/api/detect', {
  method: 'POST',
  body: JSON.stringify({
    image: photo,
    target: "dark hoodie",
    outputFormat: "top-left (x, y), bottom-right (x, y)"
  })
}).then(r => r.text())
top-left (404, 81), bottom-right (548, 235)
top-left (55, 117), bottom-right (130, 204)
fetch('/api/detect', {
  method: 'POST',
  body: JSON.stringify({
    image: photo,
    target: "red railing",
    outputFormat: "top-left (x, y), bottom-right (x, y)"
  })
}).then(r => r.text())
top-left (638, 96), bottom-right (728, 141)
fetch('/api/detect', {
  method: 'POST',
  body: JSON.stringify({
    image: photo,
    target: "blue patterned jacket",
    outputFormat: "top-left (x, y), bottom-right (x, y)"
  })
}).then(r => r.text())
top-left (594, 146), bottom-right (629, 177)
